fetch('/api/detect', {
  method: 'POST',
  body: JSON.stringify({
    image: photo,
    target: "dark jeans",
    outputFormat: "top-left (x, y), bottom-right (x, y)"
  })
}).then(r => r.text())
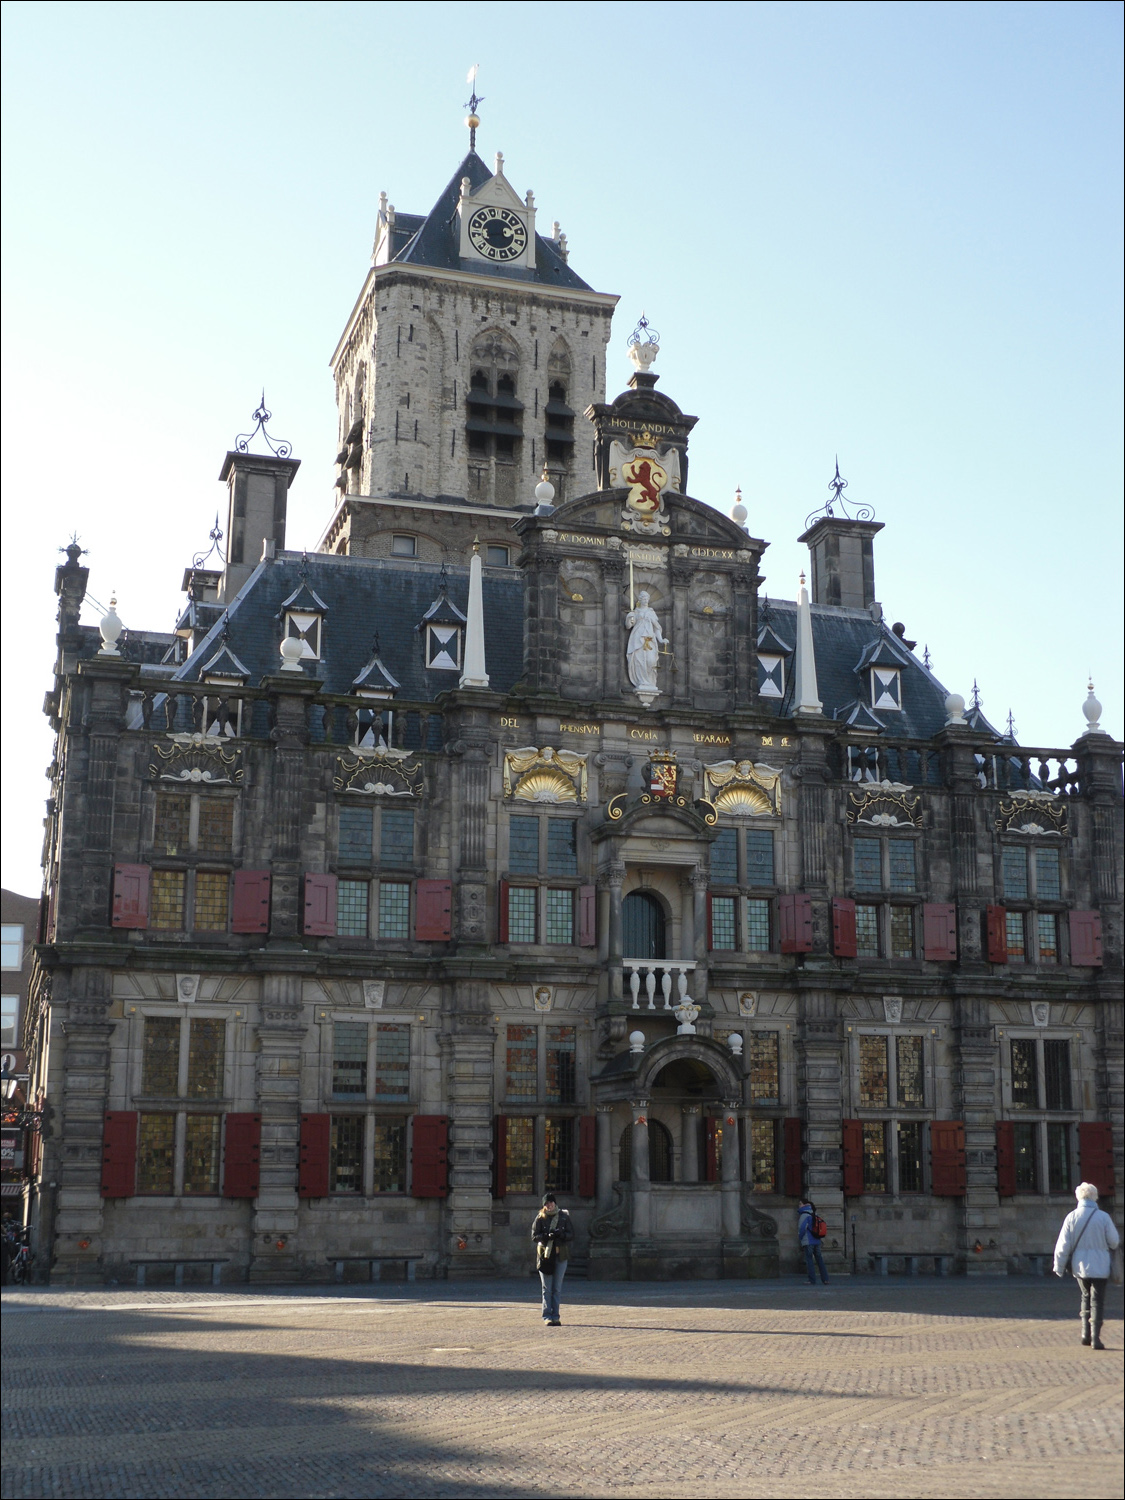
top-left (539, 1259), bottom-right (567, 1321)
top-left (1078, 1277), bottom-right (1107, 1336)
top-left (803, 1242), bottom-right (828, 1284)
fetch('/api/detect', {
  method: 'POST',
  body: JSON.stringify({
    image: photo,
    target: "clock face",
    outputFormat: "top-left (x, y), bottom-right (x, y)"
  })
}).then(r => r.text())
top-left (467, 205), bottom-right (528, 263)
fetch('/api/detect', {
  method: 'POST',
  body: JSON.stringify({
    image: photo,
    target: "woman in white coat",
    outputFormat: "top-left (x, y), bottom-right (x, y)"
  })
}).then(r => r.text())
top-left (1053, 1182), bottom-right (1120, 1349)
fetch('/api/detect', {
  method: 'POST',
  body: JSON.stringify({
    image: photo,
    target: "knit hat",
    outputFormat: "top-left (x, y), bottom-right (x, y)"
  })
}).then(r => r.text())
top-left (542, 1192), bottom-right (558, 1206)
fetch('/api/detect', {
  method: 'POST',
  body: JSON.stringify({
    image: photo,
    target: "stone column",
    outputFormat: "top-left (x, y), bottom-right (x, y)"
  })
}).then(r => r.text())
top-left (630, 1099), bottom-right (651, 1237)
top-left (595, 1104), bottom-right (616, 1208)
top-left (443, 981), bottom-right (497, 1274)
top-left (721, 1101), bottom-right (743, 1238)
top-left (796, 987), bottom-right (847, 1272)
top-left (952, 993), bottom-right (1005, 1275)
top-left (680, 1105), bottom-right (701, 1183)
top-left (249, 972), bottom-right (305, 1282)
top-left (690, 868), bottom-right (709, 1007)
top-left (602, 553), bottom-right (624, 700)
top-left (607, 857), bottom-right (625, 1005)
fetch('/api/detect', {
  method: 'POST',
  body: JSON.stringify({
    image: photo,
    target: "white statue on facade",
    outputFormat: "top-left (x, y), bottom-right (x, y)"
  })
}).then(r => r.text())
top-left (625, 590), bottom-right (665, 706)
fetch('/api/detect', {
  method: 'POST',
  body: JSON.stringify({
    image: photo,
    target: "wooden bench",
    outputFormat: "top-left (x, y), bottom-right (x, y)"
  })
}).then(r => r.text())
top-left (1022, 1253), bottom-right (1052, 1276)
top-left (130, 1258), bottom-right (230, 1288)
top-left (868, 1253), bottom-right (951, 1277)
top-left (328, 1254), bottom-right (426, 1284)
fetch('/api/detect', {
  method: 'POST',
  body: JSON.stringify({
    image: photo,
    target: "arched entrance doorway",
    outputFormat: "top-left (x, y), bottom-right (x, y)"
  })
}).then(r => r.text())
top-left (619, 1120), bottom-right (673, 1182)
top-left (622, 890), bottom-right (666, 959)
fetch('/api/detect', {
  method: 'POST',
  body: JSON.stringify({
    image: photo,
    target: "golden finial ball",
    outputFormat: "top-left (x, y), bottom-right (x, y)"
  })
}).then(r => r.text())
top-left (465, 113), bottom-right (481, 130)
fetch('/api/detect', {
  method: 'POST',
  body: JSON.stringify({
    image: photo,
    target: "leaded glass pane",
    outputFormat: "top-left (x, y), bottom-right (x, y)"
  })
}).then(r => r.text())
top-left (746, 898), bottom-right (771, 951)
top-left (710, 896), bottom-right (737, 950)
top-left (890, 906), bottom-right (914, 959)
top-left (1014, 1121), bottom-right (1037, 1190)
top-left (193, 871), bottom-right (229, 931)
top-left (862, 1121), bottom-right (887, 1192)
top-left (546, 819), bottom-right (578, 876)
top-left (378, 881), bottom-right (410, 939)
top-left (337, 879), bottom-right (369, 937)
top-left (545, 888), bottom-right (574, 945)
top-left (859, 1035), bottom-right (889, 1108)
top-left (509, 817), bottom-right (539, 874)
top-left (1035, 847), bottom-right (1061, 900)
top-left (154, 794), bottom-right (190, 856)
top-left (151, 870), bottom-right (185, 930)
top-left (1037, 911), bottom-right (1058, 963)
top-left (330, 1115), bottom-right (364, 1193)
top-left (1005, 910), bottom-right (1026, 961)
top-left (506, 1025), bottom-right (537, 1098)
top-left (187, 1018), bottom-right (224, 1097)
top-left (196, 799), bottom-right (233, 855)
top-left (508, 887), bottom-right (537, 944)
top-left (142, 1017), bottom-right (180, 1096)
top-left (373, 1117), bottom-right (407, 1192)
top-left (750, 1118), bottom-right (777, 1193)
top-left (854, 839), bottom-right (882, 892)
top-left (749, 1032), bottom-right (780, 1105)
top-left (506, 1116), bottom-right (535, 1193)
top-left (546, 1026), bottom-right (575, 1104)
top-left (897, 1120), bottom-right (923, 1193)
top-left (333, 1022), bottom-right (368, 1096)
top-left (888, 842), bottom-right (916, 892)
top-left (545, 1117), bottom-right (573, 1194)
top-left (137, 1114), bottom-right (175, 1193)
top-left (375, 1023), bottom-right (410, 1100)
top-left (1047, 1122), bottom-right (1071, 1195)
top-left (856, 904), bottom-right (880, 957)
top-left (746, 829), bottom-right (774, 886)
top-left (1011, 1039), bottom-right (1038, 1109)
top-left (711, 829), bottom-right (738, 885)
top-left (339, 806), bottom-right (373, 863)
top-left (183, 1114), bottom-right (220, 1194)
top-left (896, 1035), bottom-right (924, 1106)
top-left (1002, 846), bottom-right (1028, 900)
top-left (380, 809), bottom-right (414, 868)
top-left (1044, 1040), bottom-right (1071, 1111)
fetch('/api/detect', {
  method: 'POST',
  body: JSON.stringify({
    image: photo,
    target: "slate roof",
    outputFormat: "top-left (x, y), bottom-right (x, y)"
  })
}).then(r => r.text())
top-left (390, 151), bottom-right (594, 291)
top-left (173, 552), bottom-right (525, 702)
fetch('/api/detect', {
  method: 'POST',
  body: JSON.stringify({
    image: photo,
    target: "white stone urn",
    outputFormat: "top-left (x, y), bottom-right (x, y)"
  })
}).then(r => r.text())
top-left (674, 1001), bottom-right (700, 1036)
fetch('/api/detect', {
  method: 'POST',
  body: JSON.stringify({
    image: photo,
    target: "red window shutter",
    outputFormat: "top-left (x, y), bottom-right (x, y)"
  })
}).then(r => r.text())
top-left (578, 885), bottom-right (596, 948)
top-left (492, 1115), bottom-right (508, 1198)
top-left (231, 871), bottom-right (271, 934)
top-left (996, 1120), bottom-right (1016, 1198)
top-left (302, 874), bottom-right (337, 937)
top-left (783, 1117), bottom-right (803, 1198)
top-left (1069, 910), bottom-right (1104, 968)
top-left (930, 1120), bottom-right (967, 1196)
top-left (704, 1117), bottom-right (720, 1183)
top-left (498, 879), bottom-right (510, 944)
top-left (223, 1113), bottom-right (261, 1198)
top-left (111, 865), bottom-right (150, 929)
top-left (831, 898), bottom-right (857, 958)
top-left (411, 1115), bottom-right (449, 1198)
top-left (780, 893), bottom-right (813, 954)
top-left (842, 1118), bottom-right (864, 1197)
top-left (101, 1111), bottom-right (137, 1197)
top-left (414, 879), bottom-right (451, 941)
top-left (984, 905), bottom-right (1008, 963)
top-left (577, 1115), bottom-right (597, 1196)
top-left (298, 1113), bottom-right (331, 1197)
top-left (923, 903), bottom-right (957, 961)
top-left (1079, 1122), bottom-right (1116, 1197)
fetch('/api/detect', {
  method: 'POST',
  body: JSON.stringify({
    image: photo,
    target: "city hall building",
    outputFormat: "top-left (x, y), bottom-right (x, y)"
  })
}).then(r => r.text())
top-left (22, 124), bottom-right (1122, 1285)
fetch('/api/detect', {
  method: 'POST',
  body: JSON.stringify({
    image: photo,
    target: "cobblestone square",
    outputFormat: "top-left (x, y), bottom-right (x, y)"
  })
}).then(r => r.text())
top-left (1, 1276), bottom-right (1121, 1499)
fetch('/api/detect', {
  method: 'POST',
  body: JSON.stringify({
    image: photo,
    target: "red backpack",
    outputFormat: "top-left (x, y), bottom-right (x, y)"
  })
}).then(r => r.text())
top-left (811, 1214), bottom-right (828, 1240)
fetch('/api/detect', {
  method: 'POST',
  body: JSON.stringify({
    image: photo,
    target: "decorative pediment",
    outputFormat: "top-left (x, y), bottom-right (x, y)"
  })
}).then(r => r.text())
top-left (994, 792), bottom-right (1067, 835)
top-left (846, 781), bottom-right (922, 828)
top-left (150, 735), bottom-right (244, 785)
top-left (334, 748), bottom-right (422, 798)
top-left (703, 760), bottom-right (781, 816)
top-left (503, 746), bottom-right (587, 803)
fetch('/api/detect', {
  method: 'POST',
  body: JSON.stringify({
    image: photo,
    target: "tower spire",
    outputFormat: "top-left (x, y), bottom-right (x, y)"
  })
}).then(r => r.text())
top-left (459, 538), bottom-right (490, 690)
top-left (793, 572), bottom-right (823, 716)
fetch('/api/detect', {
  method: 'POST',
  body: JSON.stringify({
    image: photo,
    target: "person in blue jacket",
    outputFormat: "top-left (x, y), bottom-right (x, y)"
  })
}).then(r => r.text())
top-left (798, 1197), bottom-right (829, 1284)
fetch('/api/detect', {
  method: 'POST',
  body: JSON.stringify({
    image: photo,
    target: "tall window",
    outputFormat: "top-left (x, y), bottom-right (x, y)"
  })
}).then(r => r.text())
top-left (1037, 912), bottom-right (1058, 963)
top-left (332, 1023), bottom-right (368, 1096)
top-left (896, 1035), bottom-right (924, 1106)
top-left (142, 1017), bottom-right (181, 1095)
top-left (750, 1118), bottom-right (777, 1192)
top-left (339, 807), bottom-right (373, 863)
top-left (337, 880), bottom-right (369, 937)
top-left (193, 872), bottom-right (229, 931)
top-left (1011, 1039), bottom-right (1038, 1108)
top-left (151, 871), bottom-right (186, 931)
top-left (862, 1122), bottom-right (887, 1191)
top-left (854, 839), bottom-right (882, 892)
top-left (1005, 910), bottom-right (1026, 961)
top-left (1044, 1040), bottom-right (1071, 1111)
top-left (509, 816), bottom-right (540, 873)
top-left (749, 1032), bottom-right (780, 1105)
top-left (507, 887), bottom-right (538, 944)
top-left (545, 1117), bottom-right (574, 1193)
top-left (380, 809), bottom-right (415, 867)
top-left (1002, 847), bottom-right (1029, 900)
top-left (154, 795), bottom-right (191, 856)
top-left (546, 1026), bottom-right (576, 1104)
top-left (1046, 1123), bottom-right (1071, 1194)
top-left (545, 888), bottom-right (574, 945)
top-left (372, 1118), bottom-right (407, 1192)
top-left (746, 829), bottom-right (775, 886)
top-left (196, 800), bottom-right (234, 856)
top-left (136, 1114), bottom-right (176, 1194)
top-left (546, 820), bottom-right (578, 876)
top-left (897, 1121), bottom-right (923, 1193)
top-left (711, 829), bottom-right (738, 884)
top-left (183, 1116), bottom-right (221, 1194)
top-left (1036, 848), bottom-right (1061, 899)
top-left (859, 1036), bottom-right (889, 1108)
top-left (889, 906), bottom-right (915, 959)
top-left (331, 1116), bottom-right (364, 1193)
top-left (856, 904), bottom-right (880, 957)
top-left (1, 924), bottom-right (25, 969)
top-left (746, 899), bottom-right (771, 951)
top-left (374, 1024), bottom-right (410, 1100)
top-left (186, 1019), bottom-right (224, 1097)
top-left (1014, 1121), bottom-right (1038, 1191)
top-left (378, 882), bottom-right (410, 939)
top-left (1000, 843), bottom-right (1065, 961)
top-left (505, 1117), bottom-right (535, 1193)
top-left (888, 842), bottom-right (916, 892)
top-left (710, 896), bottom-right (737, 950)
top-left (506, 1025), bottom-right (537, 1098)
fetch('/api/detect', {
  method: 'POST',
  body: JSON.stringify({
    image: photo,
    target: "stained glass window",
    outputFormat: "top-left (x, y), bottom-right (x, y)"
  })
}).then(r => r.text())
top-left (187, 1019), bottom-right (224, 1098)
top-left (890, 906), bottom-right (914, 959)
top-left (859, 1035), bottom-right (889, 1108)
top-left (862, 1121), bottom-right (887, 1192)
top-left (1014, 1121), bottom-right (1037, 1190)
top-left (1011, 1039), bottom-right (1038, 1109)
top-left (373, 1117), bottom-right (407, 1192)
top-left (151, 870), bottom-right (185, 930)
top-left (545, 1117), bottom-right (573, 1194)
top-left (749, 1032), bottom-right (780, 1105)
top-left (710, 896), bottom-right (737, 950)
top-left (1002, 846), bottom-right (1028, 901)
top-left (339, 807), bottom-right (373, 863)
top-left (506, 1025), bottom-right (537, 1098)
top-left (507, 887), bottom-right (537, 944)
top-left (856, 904), bottom-right (880, 957)
top-left (196, 799), bottom-right (233, 855)
top-left (136, 1113), bottom-right (175, 1193)
top-left (375, 1023), bottom-right (410, 1100)
top-left (378, 881), bottom-right (410, 939)
top-left (854, 839), bottom-right (882, 892)
top-left (546, 819), bottom-right (578, 876)
top-left (142, 1017), bottom-right (180, 1096)
top-left (711, 829), bottom-right (738, 885)
top-left (193, 872), bottom-right (229, 931)
top-left (154, 795), bottom-right (190, 856)
top-left (746, 829), bottom-right (774, 886)
top-left (1035, 847), bottom-right (1061, 900)
top-left (897, 1120), bottom-right (923, 1193)
top-left (183, 1114), bottom-right (220, 1194)
top-left (380, 809), bottom-right (414, 868)
top-left (750, 1118), bottom-right (777, 1193)
top-left (506, 1116), bottom-right (535, 1193)
top-left (1044, 1040), bottom-right (1071, 1111)
top-left (746, 898), bottom-right (771, 951)
top-left (331, 1115), bottom-right (364, 1193)
top-left (509, 817), bottom-right (539, 874)
top-left (546, 1026), bottom-right (576, 1104)
top-left (333, 1022), bottom-right (368, 1096)
top-left (546, 888), bottom-right (574, 945)
top-left (1037, 912), bottom-right (1058, 963)
top-left (888, 842), bottom-right (916, 892)
top-left (1005, 910), bottom-right (1026, 961)
top-left (337, 879), bottom-right (369, 937)
top-left (896, 1035), bottom-right (924, 1107)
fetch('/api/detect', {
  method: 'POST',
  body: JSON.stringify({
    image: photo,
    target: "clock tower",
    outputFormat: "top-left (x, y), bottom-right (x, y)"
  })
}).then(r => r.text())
top-left (323, 126), bottom-right (619, 560)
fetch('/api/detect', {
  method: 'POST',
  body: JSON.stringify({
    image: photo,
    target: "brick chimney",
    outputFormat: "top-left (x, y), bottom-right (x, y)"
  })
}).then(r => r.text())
top-left (218, 450), bottom-right (300, 603)
top-left (798, 517), bottom-right (884, 610)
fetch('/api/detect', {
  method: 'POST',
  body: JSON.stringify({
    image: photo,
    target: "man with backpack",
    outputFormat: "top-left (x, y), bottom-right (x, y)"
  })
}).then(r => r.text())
top-left (798, 1196), bottom-right (829, 1284)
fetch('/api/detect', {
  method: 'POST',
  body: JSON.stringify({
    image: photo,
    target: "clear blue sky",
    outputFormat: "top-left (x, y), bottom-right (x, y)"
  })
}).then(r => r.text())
top-left (2, 0), bottom-right (1121, 895)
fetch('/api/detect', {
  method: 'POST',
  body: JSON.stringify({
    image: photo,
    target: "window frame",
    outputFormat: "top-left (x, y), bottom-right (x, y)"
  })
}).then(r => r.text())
top-left (996, 837), bottom-right (1068, 962)
top-left (1000, 1030), bottom-right (1080, 1197)
top-left (1, 923), bottom-right (25, 970)
top-left (849, 1026), bottom-right (932, 1194)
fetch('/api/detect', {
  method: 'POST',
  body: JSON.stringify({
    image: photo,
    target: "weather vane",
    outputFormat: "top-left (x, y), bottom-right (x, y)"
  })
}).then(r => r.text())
top-left (464, 64), bottom-right (483, 150)
top-left (235, 392), bottom-right (292, 459)
top-left (804, 457), bottom-right (876, 530)
top-left (191, 514), bottom-right (225, 570)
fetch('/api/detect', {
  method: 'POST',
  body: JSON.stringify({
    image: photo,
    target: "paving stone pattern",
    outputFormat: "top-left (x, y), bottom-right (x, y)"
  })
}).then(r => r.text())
top-left (2, 1277), bottom-right (1121, 1500)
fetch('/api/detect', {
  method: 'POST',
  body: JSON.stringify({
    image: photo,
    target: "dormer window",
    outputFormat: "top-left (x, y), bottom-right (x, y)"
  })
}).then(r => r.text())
top-left (285, 611), bottom-right (321, 661)
top-left (758, 655), bottom-right (785, 698)
top-left (426, 624), bottom-right (462, 671)
top-left (871, 667), bottom-right (902, 711)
